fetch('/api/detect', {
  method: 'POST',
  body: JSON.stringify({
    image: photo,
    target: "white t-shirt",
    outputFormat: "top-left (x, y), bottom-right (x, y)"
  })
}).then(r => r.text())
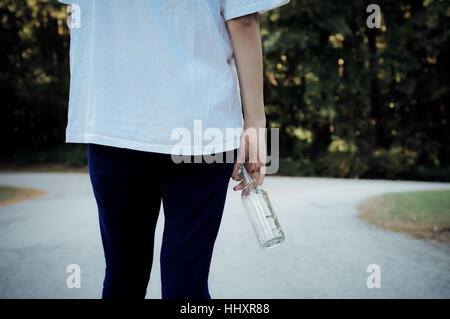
top-left (58, 0), bottom-right (290, 155)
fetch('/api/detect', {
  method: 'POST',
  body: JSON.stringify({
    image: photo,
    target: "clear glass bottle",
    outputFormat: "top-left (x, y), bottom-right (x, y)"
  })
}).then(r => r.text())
top-left (240, 165), bottom-right (285, 249)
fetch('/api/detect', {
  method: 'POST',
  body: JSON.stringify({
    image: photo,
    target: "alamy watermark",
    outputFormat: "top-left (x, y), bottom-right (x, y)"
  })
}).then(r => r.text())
top-left (170, 120), bottom-right (280, 175)
top-left (366, 4), bottom-right (381, 29)
top-left (66, 264), bottom-right (81, 289)
top-left (366, 264), bottom-right (381, 288)
top-left (66, 4), bottom-right (81, 29)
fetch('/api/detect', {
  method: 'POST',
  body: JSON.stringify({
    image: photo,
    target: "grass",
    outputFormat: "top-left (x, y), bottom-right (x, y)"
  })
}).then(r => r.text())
top-left (0, 186), bottom-right (46, 208)
top-left (358, 189), bottom-right (450, 242)
top-left (0, 186), bottom-right (19, 202)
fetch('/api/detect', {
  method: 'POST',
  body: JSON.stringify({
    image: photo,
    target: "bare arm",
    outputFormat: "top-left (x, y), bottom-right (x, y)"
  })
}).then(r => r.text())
top-left (227, 13), bottom-right (267, 192)
top-left (226, 13), bottom-right (266, 128)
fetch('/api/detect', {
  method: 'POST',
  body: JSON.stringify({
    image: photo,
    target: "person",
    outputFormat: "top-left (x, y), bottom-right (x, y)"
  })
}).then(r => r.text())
top-left (59, 0), bottom-right (290, 299)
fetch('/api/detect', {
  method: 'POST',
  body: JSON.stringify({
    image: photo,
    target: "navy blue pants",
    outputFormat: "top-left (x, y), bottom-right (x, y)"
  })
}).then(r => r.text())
top-left (87, 143), bottom-right (236, 299)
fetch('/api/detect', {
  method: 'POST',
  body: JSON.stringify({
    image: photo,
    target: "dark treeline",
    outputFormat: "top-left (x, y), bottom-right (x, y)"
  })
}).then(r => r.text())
top-left (1, 0), bottom-right (450, 180)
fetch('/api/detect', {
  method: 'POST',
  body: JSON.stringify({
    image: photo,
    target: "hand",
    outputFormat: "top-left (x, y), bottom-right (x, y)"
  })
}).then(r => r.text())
top-left (231, 125), bottom-right (267, 195)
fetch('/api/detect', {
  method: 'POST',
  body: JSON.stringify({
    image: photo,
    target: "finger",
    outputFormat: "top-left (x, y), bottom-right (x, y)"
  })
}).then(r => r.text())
top-left (232, 170), bottom-right (244, 181)
top-left (244, 163), bottom-right (257, 183)
top-left (250, 170), bottom-right (261, 186)
top-left (255, 172), bottom-right (265, 186)
top-left (242, 182), bottom-right (253, 195)
top-left (231, 161), bottom-right (242, 180)
top-left (250, 166), bottom-right (266, 186)
top-left (247, 162), bottom-right (260, 174)
top-left (233, 178), bottom-right (248, 191)
top-left (231, 148), bottom-right (245, 179)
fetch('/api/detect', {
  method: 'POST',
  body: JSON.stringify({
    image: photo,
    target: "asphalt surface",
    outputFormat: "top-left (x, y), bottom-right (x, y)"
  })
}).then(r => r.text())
top-left (0, 172), bottom-right (449, 298)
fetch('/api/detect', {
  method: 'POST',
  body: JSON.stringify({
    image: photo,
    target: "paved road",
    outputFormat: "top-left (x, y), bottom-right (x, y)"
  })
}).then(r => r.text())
top-left (0, 172), bottom-right (449, 299)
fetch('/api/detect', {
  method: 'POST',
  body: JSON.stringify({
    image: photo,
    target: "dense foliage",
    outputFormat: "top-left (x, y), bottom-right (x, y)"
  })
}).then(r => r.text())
top-left (1, 0), bottom-right (449, 180)
top-left (262, 0), bottom-right (450, 180)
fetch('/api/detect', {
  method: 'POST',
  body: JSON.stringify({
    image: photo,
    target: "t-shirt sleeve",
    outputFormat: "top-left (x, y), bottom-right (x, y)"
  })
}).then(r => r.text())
top-left (221, 0), bottom-right (290, 21)
top-left (57, 0), bottom-right (77, 4)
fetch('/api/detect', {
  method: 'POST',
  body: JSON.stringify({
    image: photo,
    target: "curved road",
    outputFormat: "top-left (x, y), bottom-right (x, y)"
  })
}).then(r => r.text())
top-left (0, 172), bottom-right (449, 298)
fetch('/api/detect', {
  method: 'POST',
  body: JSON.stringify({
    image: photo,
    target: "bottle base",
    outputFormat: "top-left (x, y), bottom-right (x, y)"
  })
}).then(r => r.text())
top-left (261, 236), bottom-right (285, 249)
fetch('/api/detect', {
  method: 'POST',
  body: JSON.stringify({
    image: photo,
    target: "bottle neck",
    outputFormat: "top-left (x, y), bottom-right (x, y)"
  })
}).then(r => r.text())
top-left (241, 165), bottom-right (260, 194)
top-left (241, 165), bottom-right (253, 184)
